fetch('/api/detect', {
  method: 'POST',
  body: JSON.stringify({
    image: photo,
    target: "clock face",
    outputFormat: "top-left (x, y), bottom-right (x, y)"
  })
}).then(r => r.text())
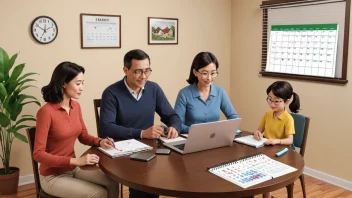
top-left (31, 16), bottom-right (58, 44)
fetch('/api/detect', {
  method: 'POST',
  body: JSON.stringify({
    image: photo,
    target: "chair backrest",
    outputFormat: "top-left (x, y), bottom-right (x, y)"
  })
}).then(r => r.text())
top-left (291, 114), bottom-right (310, 157)
top-left (93, 99), bottom-right (102, 137)
top-left (26, 127), bottom-right (41, 197)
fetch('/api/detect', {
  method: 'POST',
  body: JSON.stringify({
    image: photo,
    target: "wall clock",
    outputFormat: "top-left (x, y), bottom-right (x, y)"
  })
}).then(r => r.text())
top-left (31, 16), bottom-right (58, 44)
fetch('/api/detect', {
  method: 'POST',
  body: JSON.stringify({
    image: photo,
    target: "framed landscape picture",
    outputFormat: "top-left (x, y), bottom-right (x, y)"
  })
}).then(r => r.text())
top-left (148, 17), bottom-right (178, 45)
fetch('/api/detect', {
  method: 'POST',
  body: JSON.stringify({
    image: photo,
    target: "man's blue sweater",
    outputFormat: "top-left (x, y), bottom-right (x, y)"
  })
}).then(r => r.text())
top-left (99, 78), bottom-right (181, 139)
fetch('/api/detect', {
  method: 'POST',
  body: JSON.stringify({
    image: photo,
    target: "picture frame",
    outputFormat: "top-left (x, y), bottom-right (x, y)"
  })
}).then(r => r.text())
top-left (148, 17), bottom-right (178, 45)
top-left (80, 13), bottom-right (121, 49)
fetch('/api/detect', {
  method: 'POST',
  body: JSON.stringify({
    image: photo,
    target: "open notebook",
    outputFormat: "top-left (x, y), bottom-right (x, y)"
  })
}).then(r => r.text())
top-left (98, 139), bottom-right (152, 158)
top-left (234, 135), bottom-right (268, 148)
top-left (208, 153), bottom-right (297, 188)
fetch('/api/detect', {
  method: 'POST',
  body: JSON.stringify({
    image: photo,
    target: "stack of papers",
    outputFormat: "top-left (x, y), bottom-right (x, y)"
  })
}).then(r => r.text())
top-left (159, 136), bottom-right (186, 143)
top-left (98, 139), bottom-right (152, 158)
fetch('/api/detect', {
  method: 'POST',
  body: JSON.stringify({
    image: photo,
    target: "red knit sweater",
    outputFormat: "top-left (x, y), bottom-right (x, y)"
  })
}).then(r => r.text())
top-left (33, 100), bottom-right (101, 176)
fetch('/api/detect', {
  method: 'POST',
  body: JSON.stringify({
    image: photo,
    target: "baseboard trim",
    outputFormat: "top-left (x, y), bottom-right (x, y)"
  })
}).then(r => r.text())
top-left (19, 168), bottom-right (352, 191)
top-left (304, 166), bottom-right (352, 191)
top-left (19, 174), bottom-right (34, 186)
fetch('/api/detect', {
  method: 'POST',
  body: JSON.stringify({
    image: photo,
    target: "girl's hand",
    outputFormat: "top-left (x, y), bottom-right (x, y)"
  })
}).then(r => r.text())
top-left (254, 130), bottom-right (263, 140)
top-left (265, 139), bottom-right (280, 145)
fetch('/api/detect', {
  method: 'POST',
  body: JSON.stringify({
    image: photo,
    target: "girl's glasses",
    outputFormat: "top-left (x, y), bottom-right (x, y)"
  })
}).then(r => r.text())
top-left (266, 97), bottom-right (283, 105)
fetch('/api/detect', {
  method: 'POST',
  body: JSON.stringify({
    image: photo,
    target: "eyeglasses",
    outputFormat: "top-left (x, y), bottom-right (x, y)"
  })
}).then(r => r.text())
top-left (130, 68), bottom-right (152, 77)
top-left (266, 97), bottom-right (283, 105)
top-left (197, 70), bottom-right (219, 78)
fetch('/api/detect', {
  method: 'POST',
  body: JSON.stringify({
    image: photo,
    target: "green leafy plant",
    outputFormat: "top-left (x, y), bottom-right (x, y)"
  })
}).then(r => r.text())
top-left (0, 48), bottom-right (40, 175)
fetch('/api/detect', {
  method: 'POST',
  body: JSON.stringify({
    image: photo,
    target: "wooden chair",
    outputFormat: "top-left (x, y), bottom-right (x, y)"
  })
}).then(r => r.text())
top-left (93, 99), bottom-right (102, 138)
top-left (26, 127), bottom-right (59, 198)
top-left (93, 99), bottom-right (124, 198)
top-left (291, 114), bottom-right (311, 198)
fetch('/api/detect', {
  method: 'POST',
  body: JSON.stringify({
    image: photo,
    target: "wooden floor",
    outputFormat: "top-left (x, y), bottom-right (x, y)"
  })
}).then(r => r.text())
top-left (2, 175), bottom-right (351, 198)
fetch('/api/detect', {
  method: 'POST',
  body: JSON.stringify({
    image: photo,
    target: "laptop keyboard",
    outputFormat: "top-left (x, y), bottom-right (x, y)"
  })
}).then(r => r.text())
top-left (174, 143), bottom-right (185, 150)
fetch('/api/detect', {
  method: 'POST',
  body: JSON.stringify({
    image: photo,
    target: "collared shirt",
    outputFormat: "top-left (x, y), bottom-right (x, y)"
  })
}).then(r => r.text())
top-left (33, 100), bottom-right (101, 176)
top-left (259, 109), bottom-right (295, 139)
top-left (174, 83), bottom-right (239, 133)
top-left (124, 77), bottom-right (144, 101)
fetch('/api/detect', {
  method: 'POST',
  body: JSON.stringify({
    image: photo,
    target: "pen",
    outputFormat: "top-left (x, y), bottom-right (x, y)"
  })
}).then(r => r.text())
top-left (107, 137), bottom-right (123, 151)
top-left (106, 137), bottom-right (115, 147)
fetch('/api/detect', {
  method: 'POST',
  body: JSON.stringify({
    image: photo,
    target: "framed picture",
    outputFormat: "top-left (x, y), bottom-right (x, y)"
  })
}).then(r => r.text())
top-left (148, 17), bottom-right (178, 45)
top-left (80, 13), bottom-right (121, 49)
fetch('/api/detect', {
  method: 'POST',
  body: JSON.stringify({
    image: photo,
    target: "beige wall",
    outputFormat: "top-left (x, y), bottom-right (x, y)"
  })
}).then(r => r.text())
top-left (1, 0), bottom-right (350, 183)
top-left (0, 0), bottom-right (232, 176)
top-left (231, 0), bottom-right (352, 181)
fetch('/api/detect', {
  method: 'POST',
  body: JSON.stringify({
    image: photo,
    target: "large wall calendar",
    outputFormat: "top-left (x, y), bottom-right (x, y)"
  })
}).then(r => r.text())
top-left (80, 14), bottom-right (121, 48)
top-left (266, 24), bottom-right (338, 78)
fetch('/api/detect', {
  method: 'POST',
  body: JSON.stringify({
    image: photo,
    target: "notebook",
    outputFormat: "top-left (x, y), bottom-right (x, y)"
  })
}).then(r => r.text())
top-left (159, 136), bottom-right (186, 143)
top-left (98, 139), bottom-right (152, 158)
top-left (234, 135), bottom-right (268, 148)
top-left (207, 153), bottom-right (297, 188)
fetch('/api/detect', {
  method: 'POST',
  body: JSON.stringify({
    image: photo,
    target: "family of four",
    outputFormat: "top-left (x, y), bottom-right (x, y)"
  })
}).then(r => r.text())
top-left (33, 49), bottom-right (300, 198)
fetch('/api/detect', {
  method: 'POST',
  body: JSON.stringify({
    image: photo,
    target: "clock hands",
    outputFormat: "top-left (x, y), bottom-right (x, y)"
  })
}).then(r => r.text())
top-left (40, 24), bottom-right (47, 39)
top-left (40, 31), bottom-right (45, 39)
top-left (36, 25), bottom-right (45, 31)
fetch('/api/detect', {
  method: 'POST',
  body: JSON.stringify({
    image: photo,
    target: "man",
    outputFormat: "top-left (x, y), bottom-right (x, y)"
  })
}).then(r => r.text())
top-left (100, 49), bottom-right (181, 198)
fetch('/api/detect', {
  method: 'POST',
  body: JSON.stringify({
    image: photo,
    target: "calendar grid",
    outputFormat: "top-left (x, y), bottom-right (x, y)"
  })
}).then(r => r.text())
top-left (266, 24), bottom-right (338, 78)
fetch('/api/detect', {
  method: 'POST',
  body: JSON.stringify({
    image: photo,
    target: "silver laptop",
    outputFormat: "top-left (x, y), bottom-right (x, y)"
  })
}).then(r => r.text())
top-left (163, 118), bottom-right (241, 154)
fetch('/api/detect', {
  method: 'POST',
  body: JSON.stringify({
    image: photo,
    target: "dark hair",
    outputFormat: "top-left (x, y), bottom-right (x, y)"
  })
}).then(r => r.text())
top-left (123, 49), bottom-right (150, 69)
top-left (42, 62), bottom-right (85, 103)
top-left (186, 52), bottom-right (219, 84)
top-left (266, 81), bottom-right (300, 113)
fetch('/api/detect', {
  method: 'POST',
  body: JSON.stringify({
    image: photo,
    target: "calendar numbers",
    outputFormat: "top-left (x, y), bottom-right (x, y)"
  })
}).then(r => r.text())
top-left (266, 24), bottom-right (338, 78)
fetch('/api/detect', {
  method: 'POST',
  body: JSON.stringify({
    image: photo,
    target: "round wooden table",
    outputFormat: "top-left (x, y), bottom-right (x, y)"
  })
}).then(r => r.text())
top-left (87, 133), bottom-right (304, 198)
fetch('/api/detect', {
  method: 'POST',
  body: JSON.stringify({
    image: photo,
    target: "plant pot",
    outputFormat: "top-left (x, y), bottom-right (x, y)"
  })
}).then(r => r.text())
top-left (0, 167), bottom-right (20, 195)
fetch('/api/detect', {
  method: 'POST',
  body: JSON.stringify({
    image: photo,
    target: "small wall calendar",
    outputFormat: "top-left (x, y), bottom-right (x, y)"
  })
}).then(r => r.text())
top-left (80, 13), bottom-right (121, 48)
top-left (208, 153), bottom-right (297, 188)
top-left (266, 24), bottom-right (338, 78)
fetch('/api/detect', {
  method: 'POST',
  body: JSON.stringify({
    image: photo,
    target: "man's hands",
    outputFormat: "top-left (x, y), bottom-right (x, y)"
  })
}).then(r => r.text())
top-left (70, 154), bottom-right (99, 166)
top-left (142, 125), bottom-right (164, 139)
top-left (141, 126), bottom-right (179, 139)
top-left (166, 127), bottom-right (178, 139)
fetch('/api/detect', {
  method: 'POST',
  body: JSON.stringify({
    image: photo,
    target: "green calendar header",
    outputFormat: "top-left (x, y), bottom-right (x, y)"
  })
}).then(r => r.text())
top-left (271, 24), bottom-right (338, 31)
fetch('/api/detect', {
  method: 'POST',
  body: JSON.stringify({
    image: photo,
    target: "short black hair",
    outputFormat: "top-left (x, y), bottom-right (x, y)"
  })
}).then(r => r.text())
top-left (42, 62), bottom-right (85, 103)
top-left (266, 81), bottom-right (300, 113)
top-left (123, 49), bottom-right (150, 69)
top-left (186, 52), bottom-right (219, 84)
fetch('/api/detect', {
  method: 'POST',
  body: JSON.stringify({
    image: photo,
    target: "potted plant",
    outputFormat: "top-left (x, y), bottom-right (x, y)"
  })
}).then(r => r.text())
top-left (0, 47), bottom-right (40, 195)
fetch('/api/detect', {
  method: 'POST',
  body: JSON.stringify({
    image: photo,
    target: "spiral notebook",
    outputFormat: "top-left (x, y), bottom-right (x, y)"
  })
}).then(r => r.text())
top-left (98, 139), bottom-right (152, 158)
top-left (207, 153), bottom-right (297, 188)
top-left (234, 135), bottom-right (268, 148)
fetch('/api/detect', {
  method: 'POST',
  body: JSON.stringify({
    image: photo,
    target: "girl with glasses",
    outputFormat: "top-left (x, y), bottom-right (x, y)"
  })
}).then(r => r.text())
top-left (253, 80), bottom-right (300, 198)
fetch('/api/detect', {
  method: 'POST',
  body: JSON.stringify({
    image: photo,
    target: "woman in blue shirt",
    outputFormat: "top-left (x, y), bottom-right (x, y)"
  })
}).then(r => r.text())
top-left (174, 52), bottom-right (239, 133)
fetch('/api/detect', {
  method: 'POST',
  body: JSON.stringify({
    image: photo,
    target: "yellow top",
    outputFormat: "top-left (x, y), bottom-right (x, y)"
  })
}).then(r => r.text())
top-left (259, 110), bottom-right (295, 139)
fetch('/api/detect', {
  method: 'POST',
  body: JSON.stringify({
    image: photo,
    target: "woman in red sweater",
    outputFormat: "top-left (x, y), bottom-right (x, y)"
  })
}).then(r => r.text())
top-left (33, 62), bottom-right (118, 198)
